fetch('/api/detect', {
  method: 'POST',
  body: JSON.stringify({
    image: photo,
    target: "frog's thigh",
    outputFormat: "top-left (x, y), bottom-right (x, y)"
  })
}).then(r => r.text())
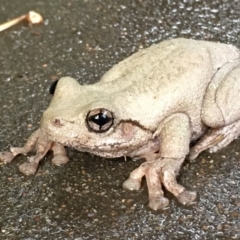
top-left (202, 61), bottom-right (240, 127)
top-left (189, 119), bottom-right (240, 160)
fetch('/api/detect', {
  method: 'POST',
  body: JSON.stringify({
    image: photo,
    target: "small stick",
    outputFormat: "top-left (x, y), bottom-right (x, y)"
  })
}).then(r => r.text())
top-left (0, 11), bottom-right (43, 32)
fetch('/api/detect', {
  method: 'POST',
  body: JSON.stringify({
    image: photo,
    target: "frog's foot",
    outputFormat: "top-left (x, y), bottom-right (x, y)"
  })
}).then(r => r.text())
top-left (123, 158), bottom-right (196, 210)
top-left (0, 129), bottom-right (69, 175)
top-left (188, 120), bottom-right (240, 160)
top-left (0, 129), bottom-right (41, 164)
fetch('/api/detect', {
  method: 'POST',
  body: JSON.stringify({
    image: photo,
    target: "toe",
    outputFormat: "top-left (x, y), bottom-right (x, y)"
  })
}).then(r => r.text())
top-left (51, 154), bottom-right (69, 165)
top-left (122, 178), bottom-right (141, 191)
top-left (148, 196), bottom-right (169, 210)
top-left (177, 190), bottom-right (197, 205)
top-left (188, 149), bottom-right (199, 161)
top-left (0, 151), bottom-right (15, 164)
top-left (19, 162), bottom-right (38, 175)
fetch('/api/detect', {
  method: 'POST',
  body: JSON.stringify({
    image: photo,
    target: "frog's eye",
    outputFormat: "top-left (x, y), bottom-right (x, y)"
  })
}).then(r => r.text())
top-left (86, 108), bottom-right (114, 133)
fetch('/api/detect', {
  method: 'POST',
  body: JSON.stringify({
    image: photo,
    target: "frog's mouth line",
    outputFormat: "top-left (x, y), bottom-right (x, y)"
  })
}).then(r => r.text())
top-left (117, 119), bottom-right (153, 132)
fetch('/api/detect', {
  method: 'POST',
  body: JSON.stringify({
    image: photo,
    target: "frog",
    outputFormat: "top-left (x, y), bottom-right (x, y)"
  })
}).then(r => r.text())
top-left (1, 38), bottom-right (240, 210)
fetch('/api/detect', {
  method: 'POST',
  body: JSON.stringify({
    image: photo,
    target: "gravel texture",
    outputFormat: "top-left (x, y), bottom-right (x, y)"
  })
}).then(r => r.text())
top-left (0, 0), bottom-right (240, 239)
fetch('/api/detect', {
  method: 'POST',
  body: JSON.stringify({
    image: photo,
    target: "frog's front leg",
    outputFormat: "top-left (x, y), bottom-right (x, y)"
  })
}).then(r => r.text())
top-left (123, 113), bottom-right (197, 210)
top-left (0, 129), bottom-right (69, 174)
top-left (0, 129), bottom-right (41, 163)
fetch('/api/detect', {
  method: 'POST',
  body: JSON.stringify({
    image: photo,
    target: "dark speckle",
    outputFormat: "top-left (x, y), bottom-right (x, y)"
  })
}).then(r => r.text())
top-left (49, 80), bottom-right (59, 95)
top-left (53, 118), bottom-right (64, 127)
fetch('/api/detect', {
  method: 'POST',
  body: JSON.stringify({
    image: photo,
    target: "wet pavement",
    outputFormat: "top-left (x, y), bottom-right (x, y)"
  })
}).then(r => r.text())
top-left (0, 0), bottom-right (240, 239)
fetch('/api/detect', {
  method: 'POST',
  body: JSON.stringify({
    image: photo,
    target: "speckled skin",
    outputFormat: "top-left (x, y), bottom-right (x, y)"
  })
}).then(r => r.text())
top-left (1, 38), bottom-right (240, 210)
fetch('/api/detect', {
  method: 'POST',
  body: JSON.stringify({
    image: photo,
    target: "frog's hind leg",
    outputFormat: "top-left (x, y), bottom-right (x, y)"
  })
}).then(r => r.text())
top-left (202, 60), bottom-right (240, 128)
top-left (191, 60), bottom-right (240, 160)
top-left (189, 120), bottom-right (240, 160)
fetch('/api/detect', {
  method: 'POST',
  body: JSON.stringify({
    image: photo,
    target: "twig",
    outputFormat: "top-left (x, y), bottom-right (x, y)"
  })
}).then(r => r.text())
top-left (0, 11), bottom-right (43, 32)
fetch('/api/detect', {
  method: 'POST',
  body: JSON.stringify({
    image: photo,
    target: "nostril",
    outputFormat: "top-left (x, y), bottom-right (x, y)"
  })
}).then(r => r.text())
top-left (53, 119), bottom-right (64, 127)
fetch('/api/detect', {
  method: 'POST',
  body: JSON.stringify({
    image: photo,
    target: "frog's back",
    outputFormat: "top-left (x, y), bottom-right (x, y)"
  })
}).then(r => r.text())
top-left (100, 38), bottom-right (240, 87)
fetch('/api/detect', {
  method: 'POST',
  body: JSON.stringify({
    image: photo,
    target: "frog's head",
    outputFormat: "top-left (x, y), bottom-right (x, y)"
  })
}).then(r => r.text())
top-left (41, 77), bottom-right (152, 158)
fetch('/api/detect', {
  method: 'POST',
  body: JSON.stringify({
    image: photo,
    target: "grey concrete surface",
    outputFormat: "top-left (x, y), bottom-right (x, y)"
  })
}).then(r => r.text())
top-left (0, 0), bottom-right (240, 239)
